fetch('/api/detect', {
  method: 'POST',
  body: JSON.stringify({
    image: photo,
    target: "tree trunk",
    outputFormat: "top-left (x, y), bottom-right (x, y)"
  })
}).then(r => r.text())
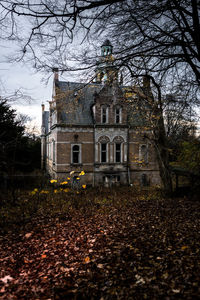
top-left (153, 106), bottom-right (173, 196)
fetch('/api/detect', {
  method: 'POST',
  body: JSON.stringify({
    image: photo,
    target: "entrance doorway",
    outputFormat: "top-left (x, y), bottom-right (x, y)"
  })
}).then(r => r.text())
top-left (103, 175), bottom-right (120, 187)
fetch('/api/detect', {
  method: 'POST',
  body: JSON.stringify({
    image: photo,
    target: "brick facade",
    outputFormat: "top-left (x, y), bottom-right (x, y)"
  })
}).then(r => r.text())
top-left (41, 40), bottom-right (161, 187)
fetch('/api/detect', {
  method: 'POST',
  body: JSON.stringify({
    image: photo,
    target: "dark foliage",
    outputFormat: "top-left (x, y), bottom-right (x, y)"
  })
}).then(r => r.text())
top-left (0, 99), bottom-right (41, 185)
top-left (0, 99), bottom-right (24, 175)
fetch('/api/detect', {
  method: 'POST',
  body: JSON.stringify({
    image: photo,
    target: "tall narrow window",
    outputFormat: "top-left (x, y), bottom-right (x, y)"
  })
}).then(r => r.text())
top-left (115, 107), bottom-right (122, 124)
top-left (101, 143), bottom-right (107, 162)
top-left (141, 145), bottom-right (148, 163)
top-left (115, 143), bottom-right (121, 163)
top-left (53, 140), bottom-right (55, 164)
top-left (101, 106), bottom-right (108, 123)
top-left (72, 145), bottom-right (80, 164)
top-left (141, 174), bottom-right (149, 186)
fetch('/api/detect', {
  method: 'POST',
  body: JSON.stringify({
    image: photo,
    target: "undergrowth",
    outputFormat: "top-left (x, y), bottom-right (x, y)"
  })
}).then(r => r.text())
top-left (0, 186), bottom-right (162, 233)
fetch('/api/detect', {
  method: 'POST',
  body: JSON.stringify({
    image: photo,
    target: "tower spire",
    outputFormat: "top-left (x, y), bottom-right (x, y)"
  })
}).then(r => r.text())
top-left (95, 40), bottom-right (118, 84)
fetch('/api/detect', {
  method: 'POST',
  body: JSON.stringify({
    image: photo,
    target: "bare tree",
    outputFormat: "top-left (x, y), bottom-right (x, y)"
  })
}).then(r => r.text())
top-left (0, 1), bottom-right (199, 85)
top-left (164, 93), bottom-right (198, 139)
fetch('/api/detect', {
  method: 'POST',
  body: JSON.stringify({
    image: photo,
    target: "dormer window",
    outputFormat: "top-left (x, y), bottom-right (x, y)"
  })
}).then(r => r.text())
top-left (101, 106), bottom-right (109, 124)
top-left (115, 107), bottom-right (122, 124)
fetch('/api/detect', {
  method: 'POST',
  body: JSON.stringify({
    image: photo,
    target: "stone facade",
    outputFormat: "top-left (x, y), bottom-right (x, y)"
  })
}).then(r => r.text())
top-left (41, 40), bottom-right (161, 187)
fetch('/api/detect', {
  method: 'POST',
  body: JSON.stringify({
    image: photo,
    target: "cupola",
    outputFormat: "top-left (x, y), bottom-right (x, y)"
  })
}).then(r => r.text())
top-left (101, 39), bottom-right (113, 57)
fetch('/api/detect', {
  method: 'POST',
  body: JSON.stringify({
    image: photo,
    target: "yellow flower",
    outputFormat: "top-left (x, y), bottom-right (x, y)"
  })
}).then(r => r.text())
top-left (50, 179), bottom-right (57, 183)
top-left (34, 188), bottom-right (38, 192)
top-left (63, 188), bottom-right (70, 193)
top-left (40, 190), bottom-right (49, 194)
top-left (76, 177), bottom-right (80, 180)
top-left (30, 191), bottom-right (36, 195)
top-left (79, 171), bottom-right (85, 176)
top-left (60, 181), bottom-right (68, 185)
top-left (54, 189), bottom-right (58, 193)
top-left (82, 185), bottom-right (86, 189)
top-left (67, 177), bottom-right (71, 180)
top-left (76, 191), bottom-right (79, 194)
top-left (70, 171), bottom-right (75, 175)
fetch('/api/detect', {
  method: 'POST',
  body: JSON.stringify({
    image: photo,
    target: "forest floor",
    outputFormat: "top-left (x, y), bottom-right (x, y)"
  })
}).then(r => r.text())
top-left (0, 188), bottom-right (200, 299)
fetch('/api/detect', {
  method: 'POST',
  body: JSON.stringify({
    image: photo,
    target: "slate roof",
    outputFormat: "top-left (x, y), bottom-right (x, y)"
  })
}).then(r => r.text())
top-left (57, 81), bottom-right (102, 125)
top-left (101, 39), bottom-right (113, 47)
top-left (54, 80), bottom-right (149, 127)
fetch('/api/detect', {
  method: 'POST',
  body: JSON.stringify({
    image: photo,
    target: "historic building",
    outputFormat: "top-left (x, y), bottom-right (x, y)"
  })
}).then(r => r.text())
top-left (41, 40), bottom-right (161, 187)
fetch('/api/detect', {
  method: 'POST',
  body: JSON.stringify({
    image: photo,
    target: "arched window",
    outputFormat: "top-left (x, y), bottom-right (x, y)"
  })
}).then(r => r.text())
top-left (115, 143), bottom-right (121, 163)
top-left (113, 136), bottom-right (124, 163)
top-left (101, 143), bottom-right (107, 163)
top-left (98, 136), bottom-right (110, 163)
top-left (115, 106), bottom-right (122, 124)
top-left (101, 106), bottom-right (109, 124)
top-left (72, 145), bottom-right (80, 164)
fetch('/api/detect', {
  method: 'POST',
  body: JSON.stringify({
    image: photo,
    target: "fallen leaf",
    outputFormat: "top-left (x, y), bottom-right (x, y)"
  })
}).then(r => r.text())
top-left (181, 245), bottom-right (189, 250)
top-left (84, 256), bottom-right (90, 263)
top-left (1, 275), bottom-right (13, 284)
top-left (97, 263), bottom-right (104, 269)
top-left (0, 287), bottom-right (6, 293)
top-left (172, 289), bottom-right (180, 293)
top-left (25, 233), bottom-right (32, 239)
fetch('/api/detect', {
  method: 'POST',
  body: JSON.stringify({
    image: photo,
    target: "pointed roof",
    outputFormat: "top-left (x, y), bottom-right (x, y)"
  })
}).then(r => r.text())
top-left (101, 39), bottom-right (113, 47)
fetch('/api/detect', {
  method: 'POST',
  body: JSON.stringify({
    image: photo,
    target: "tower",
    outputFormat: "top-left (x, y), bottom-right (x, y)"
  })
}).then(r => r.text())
top-left (96, 39), bottom-right (118, 83)
top-left (101, 39), bottom-right (113, 56)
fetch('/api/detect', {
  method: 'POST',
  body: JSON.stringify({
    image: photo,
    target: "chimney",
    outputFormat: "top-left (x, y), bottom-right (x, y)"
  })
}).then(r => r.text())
top-left (52, 67), bottom-right (59, 81)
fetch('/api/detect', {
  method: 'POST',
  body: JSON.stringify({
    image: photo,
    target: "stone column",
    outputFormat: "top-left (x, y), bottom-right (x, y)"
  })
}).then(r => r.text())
top-left (110, 143), bottom-right (114, 163)
top-left (124, 143), bottom-right (127, 162)
top-left (95, 143), bottom-right (99, 163)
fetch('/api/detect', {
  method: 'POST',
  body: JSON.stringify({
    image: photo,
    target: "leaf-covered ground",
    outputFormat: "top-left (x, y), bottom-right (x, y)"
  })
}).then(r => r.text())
top-left (0, 190), bottom-right (200, 299)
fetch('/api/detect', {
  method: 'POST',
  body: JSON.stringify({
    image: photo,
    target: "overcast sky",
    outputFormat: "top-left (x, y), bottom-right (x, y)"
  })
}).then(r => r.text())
top-left (0, 39), bottom-right (84, 134)
top-left (0, 57), bottom-right (52, 132)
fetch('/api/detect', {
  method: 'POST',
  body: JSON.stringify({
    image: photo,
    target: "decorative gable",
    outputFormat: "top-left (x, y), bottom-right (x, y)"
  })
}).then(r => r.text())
top-left (93, 81), bottom-right (127, 125)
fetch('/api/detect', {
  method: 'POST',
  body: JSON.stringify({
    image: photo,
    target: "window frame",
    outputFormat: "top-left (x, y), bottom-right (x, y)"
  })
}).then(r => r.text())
top-left (101, 105), bottom-right (109, 124)
top-left (115, 106), bottom-right (122, 124)
top-left (140, 144), bottom-right (148, 163)
top-left (52, 140), bottom-right (56, 164)
top-left (115, 142), bottom-right (122, 163)
top-left (101, 142), bottom-right (107, 163)
top-left (71, 144), bottom-right (81, 164)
